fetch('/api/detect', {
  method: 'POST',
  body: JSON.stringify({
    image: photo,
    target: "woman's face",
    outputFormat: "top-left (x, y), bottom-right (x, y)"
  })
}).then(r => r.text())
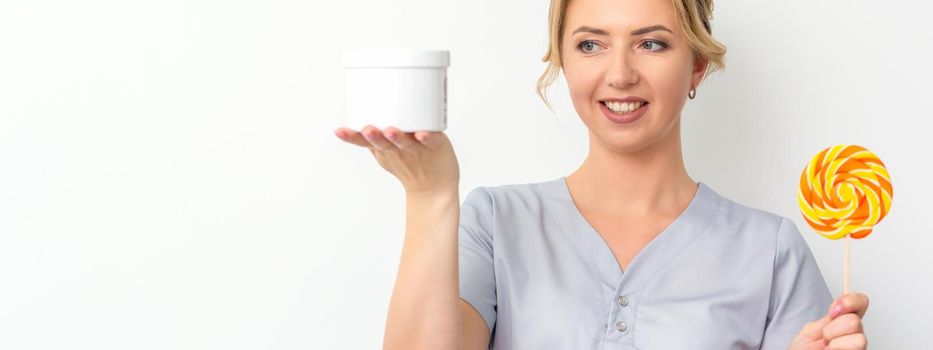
top-left (561, 0), bottom-right (708, 153)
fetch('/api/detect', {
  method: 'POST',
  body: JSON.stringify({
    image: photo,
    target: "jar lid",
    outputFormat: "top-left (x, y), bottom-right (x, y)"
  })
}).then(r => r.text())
top-left (342, 49), bottom-right (450, 68)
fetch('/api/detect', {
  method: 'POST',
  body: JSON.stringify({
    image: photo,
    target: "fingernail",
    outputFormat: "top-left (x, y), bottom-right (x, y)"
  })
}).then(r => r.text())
top-left (387, 132), bottom-right (397, 140)
top-left (828, 304), bottom-right (843, 318)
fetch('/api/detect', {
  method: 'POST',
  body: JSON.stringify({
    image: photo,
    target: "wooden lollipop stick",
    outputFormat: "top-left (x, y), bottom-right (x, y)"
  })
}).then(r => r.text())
top-left (844, 234), bottom-right (850, 295)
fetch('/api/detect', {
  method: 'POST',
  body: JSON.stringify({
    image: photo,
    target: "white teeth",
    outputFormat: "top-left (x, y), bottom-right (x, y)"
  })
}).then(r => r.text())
top-left (605, 101), bottom-right (644, 113)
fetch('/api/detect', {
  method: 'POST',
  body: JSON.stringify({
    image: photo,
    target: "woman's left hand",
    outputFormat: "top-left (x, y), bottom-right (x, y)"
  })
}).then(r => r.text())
top-left (789, 293), bottom-right (869, 350)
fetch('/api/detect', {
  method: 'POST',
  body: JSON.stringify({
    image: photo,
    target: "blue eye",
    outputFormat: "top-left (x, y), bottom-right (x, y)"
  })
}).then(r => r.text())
top-left (576, 40), bottom-right (601, 54)
top-left (641, 40), bottom-right (668, 52)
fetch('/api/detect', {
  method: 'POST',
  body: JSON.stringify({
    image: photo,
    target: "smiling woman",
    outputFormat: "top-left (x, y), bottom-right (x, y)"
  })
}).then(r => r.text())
top-left (336, 0), bottom-right (871, 349)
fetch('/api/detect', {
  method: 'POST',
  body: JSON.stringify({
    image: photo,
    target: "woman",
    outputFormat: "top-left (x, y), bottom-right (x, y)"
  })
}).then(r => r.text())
top-left (334, 0), bottom-right (870, 348)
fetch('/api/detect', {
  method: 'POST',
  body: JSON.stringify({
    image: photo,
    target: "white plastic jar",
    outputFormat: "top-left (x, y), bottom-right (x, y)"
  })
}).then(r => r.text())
top-left (342, 49), bottom-right (449, 132)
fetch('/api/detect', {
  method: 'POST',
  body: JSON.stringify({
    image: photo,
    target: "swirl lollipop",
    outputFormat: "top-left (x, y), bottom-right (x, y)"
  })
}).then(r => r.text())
top-left (798, 144), bottom-right (893, 293)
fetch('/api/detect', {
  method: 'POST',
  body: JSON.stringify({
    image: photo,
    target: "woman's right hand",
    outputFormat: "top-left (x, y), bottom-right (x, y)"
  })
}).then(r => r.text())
top-left (334, 125), bottom-right (460, 197)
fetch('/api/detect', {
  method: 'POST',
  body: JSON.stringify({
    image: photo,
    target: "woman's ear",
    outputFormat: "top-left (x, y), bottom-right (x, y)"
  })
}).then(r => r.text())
top-left (691, 54), bottom-right (710, 89)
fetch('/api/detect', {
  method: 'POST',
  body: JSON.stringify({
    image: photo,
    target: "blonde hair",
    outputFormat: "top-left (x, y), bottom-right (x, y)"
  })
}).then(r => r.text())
top-left (536, 0), bottom-right (727, 111)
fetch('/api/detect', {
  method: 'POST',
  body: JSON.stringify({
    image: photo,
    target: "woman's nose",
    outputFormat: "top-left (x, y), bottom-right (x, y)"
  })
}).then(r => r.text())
top-left (605, 51), bottom-right (639, 88)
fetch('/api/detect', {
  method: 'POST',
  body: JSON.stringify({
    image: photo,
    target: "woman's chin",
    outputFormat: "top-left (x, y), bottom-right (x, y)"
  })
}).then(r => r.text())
top-left (593, 133), bottom-right (654, 154)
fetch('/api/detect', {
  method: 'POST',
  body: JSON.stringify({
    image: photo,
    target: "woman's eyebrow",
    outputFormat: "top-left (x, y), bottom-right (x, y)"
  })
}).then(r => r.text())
top-left (571, 24), bottom-right (673, 36)
top-left (631, 25), bottom-right (672, 35)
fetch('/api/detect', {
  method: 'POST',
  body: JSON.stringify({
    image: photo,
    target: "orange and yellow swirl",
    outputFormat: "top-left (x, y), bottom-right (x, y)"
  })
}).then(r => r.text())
top-left (798, 145), bottom-right (893, 240)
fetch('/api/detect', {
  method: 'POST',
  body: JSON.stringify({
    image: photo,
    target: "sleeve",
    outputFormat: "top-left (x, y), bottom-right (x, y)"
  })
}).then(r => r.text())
top-left (458, 186), bottom-right (497, 335)
top-left (759, 217), bottom-right (834, 350)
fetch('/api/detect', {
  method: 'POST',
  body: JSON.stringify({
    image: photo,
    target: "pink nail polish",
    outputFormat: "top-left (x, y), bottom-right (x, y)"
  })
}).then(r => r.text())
top-left (828, 304), bottom-right (843, 318)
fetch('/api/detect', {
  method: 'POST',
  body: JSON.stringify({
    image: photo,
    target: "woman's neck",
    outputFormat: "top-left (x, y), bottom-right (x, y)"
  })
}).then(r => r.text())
top-left (567, 122), bottom-right (696, 216)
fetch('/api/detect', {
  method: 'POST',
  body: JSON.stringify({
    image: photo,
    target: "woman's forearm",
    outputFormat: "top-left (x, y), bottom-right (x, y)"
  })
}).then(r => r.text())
top-left (383, 190), bottom-right (462, 350)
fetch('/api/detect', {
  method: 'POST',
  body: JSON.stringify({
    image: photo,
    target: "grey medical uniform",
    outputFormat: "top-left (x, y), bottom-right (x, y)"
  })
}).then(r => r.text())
top-left (458, 176), bottom-right (832, 349)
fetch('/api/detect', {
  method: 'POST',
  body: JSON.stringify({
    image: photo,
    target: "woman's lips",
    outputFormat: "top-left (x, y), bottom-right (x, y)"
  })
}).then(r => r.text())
top-left (600, 101), bottom-right (648, 124)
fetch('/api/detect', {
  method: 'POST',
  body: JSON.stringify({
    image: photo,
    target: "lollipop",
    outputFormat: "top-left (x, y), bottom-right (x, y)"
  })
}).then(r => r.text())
top-left (798, 144), bottom-right (893, 293)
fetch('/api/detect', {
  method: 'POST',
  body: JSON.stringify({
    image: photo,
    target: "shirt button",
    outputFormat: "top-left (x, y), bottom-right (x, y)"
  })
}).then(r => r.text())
top-left (616, 321), bottom-right (627, 332)
top-left (618, 295), bottom-right (629, 306)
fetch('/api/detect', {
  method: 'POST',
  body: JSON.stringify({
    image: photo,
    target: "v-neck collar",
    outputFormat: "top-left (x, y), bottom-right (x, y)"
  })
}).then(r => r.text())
top-left (538, 176), bottom-right (723, 292)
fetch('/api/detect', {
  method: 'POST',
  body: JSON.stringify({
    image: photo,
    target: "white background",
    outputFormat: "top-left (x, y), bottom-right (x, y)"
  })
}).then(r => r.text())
top-left (1, 0), bottom-right (930, 348)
